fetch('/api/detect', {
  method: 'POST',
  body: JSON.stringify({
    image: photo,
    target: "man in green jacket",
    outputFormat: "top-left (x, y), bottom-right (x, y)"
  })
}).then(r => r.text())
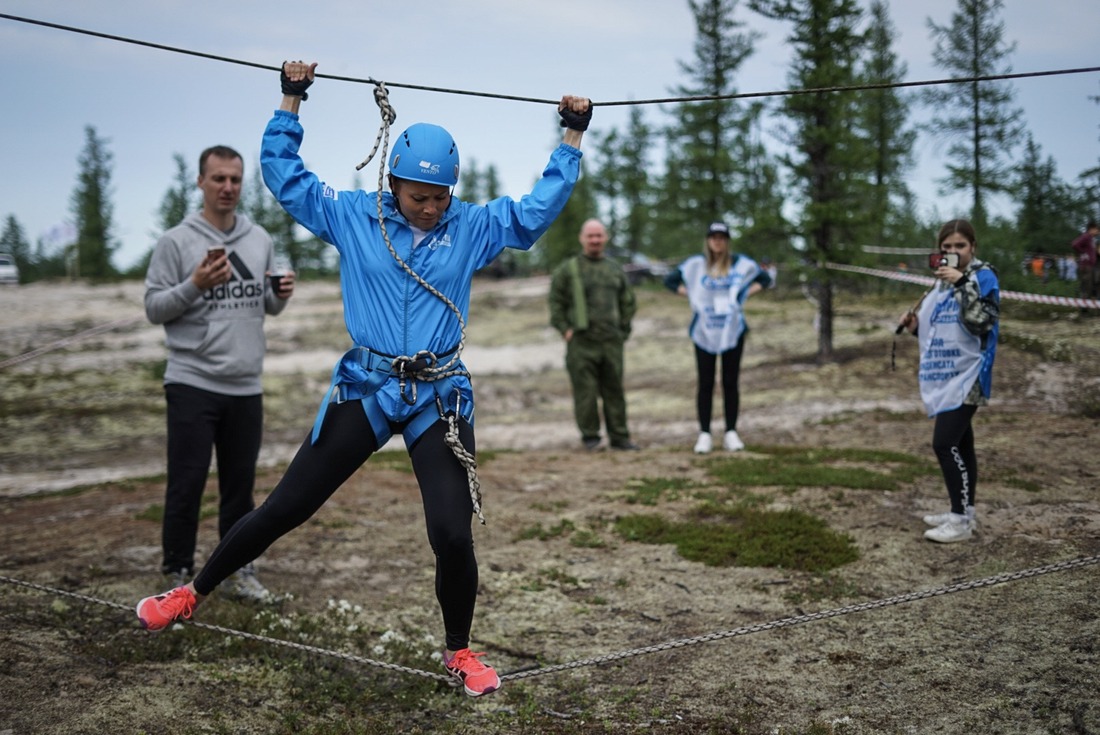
top-left (549, 218), bottom-right (639, 450)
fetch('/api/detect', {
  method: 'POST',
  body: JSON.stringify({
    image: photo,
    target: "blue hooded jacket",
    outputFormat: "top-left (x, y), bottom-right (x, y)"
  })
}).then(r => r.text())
top-left (261, 110), bottom-right (582, 445)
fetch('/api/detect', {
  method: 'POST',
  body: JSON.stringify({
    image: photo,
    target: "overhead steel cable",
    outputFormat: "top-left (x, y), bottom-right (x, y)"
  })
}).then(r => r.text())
top-left (2, 12), bottom-right (1098, 108)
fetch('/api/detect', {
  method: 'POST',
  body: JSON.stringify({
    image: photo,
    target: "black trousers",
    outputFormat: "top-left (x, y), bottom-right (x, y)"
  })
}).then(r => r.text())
top-left (193, 399), bottom-right (479, 651)
top-left (931, 404), bottom-right (979, 515)
top-left (162, 384), bottom-right (262, 574)
top-left (694, 337), bottom-right (745, 433)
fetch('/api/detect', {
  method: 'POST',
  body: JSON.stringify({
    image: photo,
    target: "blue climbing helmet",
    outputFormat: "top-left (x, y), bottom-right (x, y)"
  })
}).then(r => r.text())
top-left (388, 123), bottom-right (460, 187)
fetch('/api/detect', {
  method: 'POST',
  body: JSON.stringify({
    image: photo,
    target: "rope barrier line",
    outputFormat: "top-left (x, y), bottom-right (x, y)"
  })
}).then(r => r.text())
top-left (825, 262), bottom-right (1100, 310)
top-left (0, 575), bottom-right (454, 684)
top-left (504, 554), bottom-right (1100, 680)
top-left (0, 315), bottom-right (146, 370)
top-left (3, 554), bottom-right (1098, 684)
top-left (2, 12), bottom-right (1097, 107)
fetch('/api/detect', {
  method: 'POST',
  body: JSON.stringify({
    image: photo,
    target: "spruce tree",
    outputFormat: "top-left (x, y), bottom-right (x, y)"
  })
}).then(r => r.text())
top-left (923, 0), bottom-right (1024, 229)
top-left (0, 215), bottom-right (32, 283)
top-left (69, 125), bottom-right (118, 279)
top-left (856, 0), bottom-right (917, 248)
top-left (657, 0), bottom-right (761, 258)
top-left (749, 0), bottom-right (868, 361)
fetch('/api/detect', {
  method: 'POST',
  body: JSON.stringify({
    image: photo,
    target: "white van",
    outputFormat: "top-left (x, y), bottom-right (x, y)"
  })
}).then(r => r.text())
top-left (0, 253), bottom-right (19, 285)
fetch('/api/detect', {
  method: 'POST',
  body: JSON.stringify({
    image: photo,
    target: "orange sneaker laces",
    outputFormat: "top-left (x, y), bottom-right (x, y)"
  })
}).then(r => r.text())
top-left (448, 649), bottom-right (490, 674)
top-left (161, 588), bottom-right (196, 621)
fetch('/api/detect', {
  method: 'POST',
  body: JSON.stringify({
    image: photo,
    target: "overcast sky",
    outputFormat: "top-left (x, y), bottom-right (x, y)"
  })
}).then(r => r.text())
top-left (1, 0), bottom-right (1096, 270)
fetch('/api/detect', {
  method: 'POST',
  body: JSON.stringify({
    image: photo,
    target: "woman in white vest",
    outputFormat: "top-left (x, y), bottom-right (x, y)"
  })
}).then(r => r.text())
top-left (898, 219), bottom-right (1000, 543)
top-left (665, 222), bottom-right (772, 454)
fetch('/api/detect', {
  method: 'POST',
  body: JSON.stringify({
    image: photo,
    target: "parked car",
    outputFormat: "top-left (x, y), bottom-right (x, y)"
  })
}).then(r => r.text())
top-left (607, 247), bottom-right (672, 285)
top-left (0, 253), bottom-right (19, 285)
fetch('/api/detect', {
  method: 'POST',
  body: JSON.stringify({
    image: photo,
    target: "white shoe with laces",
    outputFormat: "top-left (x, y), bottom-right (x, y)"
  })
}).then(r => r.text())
top-left (923, 507), bottom-right (976, 528)
top-left (693, 432), bottom-right (713, 454)
top-left (924, 515), bottom-right (973, 543)
top-left (723, 430), bottom-right (745, 452)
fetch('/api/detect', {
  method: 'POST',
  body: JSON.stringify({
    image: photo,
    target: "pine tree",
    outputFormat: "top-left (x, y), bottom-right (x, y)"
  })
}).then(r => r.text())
top-left (0, 215), bottom-right (32, 283)
top-left (856, 0), bottom-right (917, 248)
top-left (69, 125), bottom-right (118, 279)
top-left (1014, 136), bottom-right (1079, 258)
top-left (749, 0), bottom-right (868, 362)
top-left (736, 102), bottom-right (790, 259)
top-left (923, 0), bottom-right (1024, 229)
top-left (457, 159), bottom-right (485, 204)
top-left (657, 0), bottom-right (762, 258)
top-left (157, 153), bottom-right (196, 234)
top-left (590, 106), bottom-right (657, 256)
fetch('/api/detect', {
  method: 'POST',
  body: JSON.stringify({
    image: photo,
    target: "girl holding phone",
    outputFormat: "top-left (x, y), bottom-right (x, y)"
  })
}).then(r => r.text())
top-left (898, 219), bottom-right (1000, 543)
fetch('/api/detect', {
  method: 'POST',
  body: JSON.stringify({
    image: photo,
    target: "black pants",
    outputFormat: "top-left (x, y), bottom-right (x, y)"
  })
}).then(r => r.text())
top-left (931, 404), bottom-right (978, 515)
top-left (193, 400), bottom-right (479, 651)
top-left (695, 338), bottom-right (745, 433)
top-left (162, 384), bottom-right (262, 575)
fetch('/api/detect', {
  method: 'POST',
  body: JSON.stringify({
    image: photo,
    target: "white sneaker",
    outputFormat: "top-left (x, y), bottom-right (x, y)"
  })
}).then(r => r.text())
top-left (723, 430), bottom-right (745, 452)
top-left (924, 516), bottom-right (972, 543)
top-left (693, 432), bottom-right (713, 454)
top-left (224, 564), bottom-right (276, 603)
top-left (923, 508), bottom-right (976, 527)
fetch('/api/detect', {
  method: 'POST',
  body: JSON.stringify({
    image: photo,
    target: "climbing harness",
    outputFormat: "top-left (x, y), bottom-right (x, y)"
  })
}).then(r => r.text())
top-left (353, 82), bottom-right (484, 523)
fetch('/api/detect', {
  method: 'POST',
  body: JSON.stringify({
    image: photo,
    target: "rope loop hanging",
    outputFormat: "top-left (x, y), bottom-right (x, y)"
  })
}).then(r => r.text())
top-left (355, 82), bottom-right (397, 172)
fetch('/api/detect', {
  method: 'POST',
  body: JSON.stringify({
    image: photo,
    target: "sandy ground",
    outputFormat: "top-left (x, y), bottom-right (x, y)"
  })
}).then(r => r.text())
top-left (1, 276), bottom-right (1099, 734)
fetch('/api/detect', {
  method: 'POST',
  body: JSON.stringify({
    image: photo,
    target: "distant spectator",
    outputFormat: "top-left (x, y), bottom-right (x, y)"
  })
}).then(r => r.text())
top-left (549, 218), bottom-right (639, 452)
top-left (1071, 220), bottom-right (1099, 303)
top-left (760, 257), bottom-right (778, 287)
top-left (664, 222), bottom-right (771, 455)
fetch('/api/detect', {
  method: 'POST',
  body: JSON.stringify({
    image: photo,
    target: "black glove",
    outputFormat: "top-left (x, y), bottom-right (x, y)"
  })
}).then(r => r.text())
top-left (280, 63), bottom-right (313, 100)
top-left (559, 105), bottom-right (592, 132)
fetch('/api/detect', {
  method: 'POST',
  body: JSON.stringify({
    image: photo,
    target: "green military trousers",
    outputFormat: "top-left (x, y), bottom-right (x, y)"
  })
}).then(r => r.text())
top-left (565, 334), bottom-right (629, 443)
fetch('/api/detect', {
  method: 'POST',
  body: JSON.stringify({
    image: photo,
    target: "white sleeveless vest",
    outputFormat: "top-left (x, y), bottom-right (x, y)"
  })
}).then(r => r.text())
top-left (916, 283), bottom-right (983, 417)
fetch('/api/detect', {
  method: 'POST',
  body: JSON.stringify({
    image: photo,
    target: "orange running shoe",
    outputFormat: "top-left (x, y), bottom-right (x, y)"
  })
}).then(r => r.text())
top-left (136, 586), bottom-right (197, 631)
top-left (444, 648), bottom-right (501, 697)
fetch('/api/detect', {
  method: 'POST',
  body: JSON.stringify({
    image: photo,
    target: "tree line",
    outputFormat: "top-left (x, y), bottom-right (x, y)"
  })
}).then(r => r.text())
top-left (2, 0), bottom-right (1097, 360)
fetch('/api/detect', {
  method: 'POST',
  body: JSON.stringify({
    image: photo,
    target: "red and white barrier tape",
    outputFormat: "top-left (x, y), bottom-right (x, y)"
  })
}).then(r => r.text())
top-left (825, 263), bottom-right (1100, 310)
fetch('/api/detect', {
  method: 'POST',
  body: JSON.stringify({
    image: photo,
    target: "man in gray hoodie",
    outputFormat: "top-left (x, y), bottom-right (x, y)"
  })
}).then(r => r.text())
top-left (144, 144), bottom-right (295, 601)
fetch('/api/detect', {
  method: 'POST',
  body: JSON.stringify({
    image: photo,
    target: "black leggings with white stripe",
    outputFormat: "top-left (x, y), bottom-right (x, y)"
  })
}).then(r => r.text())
top-left (931, 404), bottom-right (978, 515)
top-left (193, 400), bottom-right (478, 651)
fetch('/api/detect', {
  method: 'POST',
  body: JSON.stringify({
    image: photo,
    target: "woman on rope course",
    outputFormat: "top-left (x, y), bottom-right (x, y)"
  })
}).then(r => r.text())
top-left (137, 59), bottom-right (593, 698)
top-left (897, 219), bottom-right (999, 544)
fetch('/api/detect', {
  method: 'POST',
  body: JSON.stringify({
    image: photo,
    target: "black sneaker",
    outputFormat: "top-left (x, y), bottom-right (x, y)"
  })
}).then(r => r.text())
top-left (611, 440), bottom-right (640, 451)
top-left (582, 437), bottom-right (601, 451)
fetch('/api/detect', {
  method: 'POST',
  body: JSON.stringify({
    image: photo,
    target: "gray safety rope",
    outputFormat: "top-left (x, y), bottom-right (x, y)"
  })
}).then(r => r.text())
top-left (0, 316), bottom-right (145, 370)
top-left (0, 574), bottom-right (453, 684)
top-left (501, 553), bottom-right (1100, 681)
top-left (355, 83), bottom-right (484, 523)
top-left (2, 554), bottom-right (1097, 685)
top-left (440, 392), bottom-right (485, 524)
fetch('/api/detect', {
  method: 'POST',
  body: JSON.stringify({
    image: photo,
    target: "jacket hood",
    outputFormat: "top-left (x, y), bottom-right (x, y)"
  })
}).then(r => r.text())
top-left (182, 211), bottom-right (256, 245)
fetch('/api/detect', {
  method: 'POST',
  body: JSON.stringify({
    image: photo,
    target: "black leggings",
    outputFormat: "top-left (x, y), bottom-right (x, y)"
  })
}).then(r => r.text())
top-left (193, 400), bottom-right (478, 651)
top-left (695, 338), bottom-right (745, 433)
top-left (931, 404), bottom-right (978, 515)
